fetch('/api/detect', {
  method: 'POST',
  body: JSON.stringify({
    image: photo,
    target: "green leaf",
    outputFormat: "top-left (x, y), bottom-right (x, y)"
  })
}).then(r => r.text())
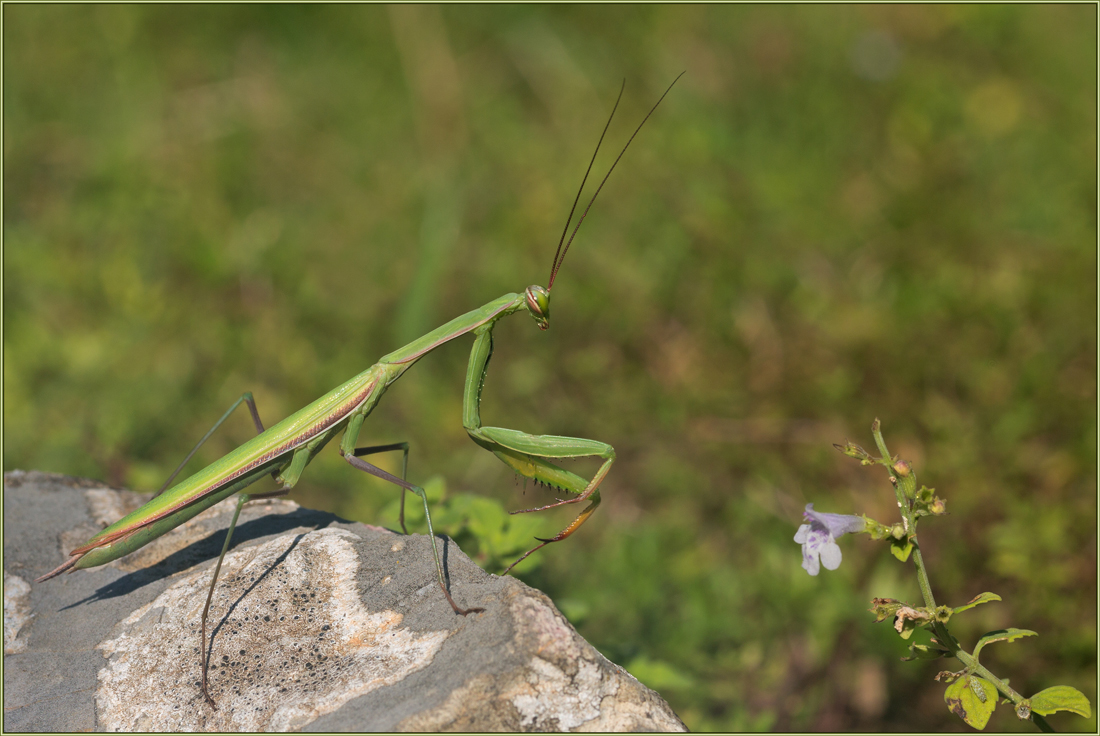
top-left (889, 536), bottom-right (914, 562)
top-left (1029, 685), bottom-right (1092, 718)
top-left (624, 654), bottom-right (694, 692)
top-left (902, 642), bottom-right (951, 661)
top-left (497, 512), bottom-right (543, 555)
top-left (423, 475), bottom-right (446, 503)
top-left (972, 628), bottom-right (1037, 662)
top-left (460, 495), bottom-right (508, 550)
top-left (555, 597), bottom-right (591, 625)
top-left (945, 675), bottom-right (997, 729)
top-left (953, 592), bottom-right (1001, 615)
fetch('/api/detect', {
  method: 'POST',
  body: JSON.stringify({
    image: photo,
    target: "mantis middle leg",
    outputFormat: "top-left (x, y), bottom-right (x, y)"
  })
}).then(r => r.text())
top-left (461, 324), bottom-right (615, 574)
top-left (347, 442), bottom-right (413, 534)
top-left (338, 415), bottom-right (484, 617)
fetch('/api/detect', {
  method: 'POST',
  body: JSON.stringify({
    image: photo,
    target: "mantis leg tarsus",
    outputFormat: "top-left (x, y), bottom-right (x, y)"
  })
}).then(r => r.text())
top-left (351, 442), bottom-right (411, 534)
top-left (155, 392), bottom-right (269, 498)
top-left (503, 494), bottom-right (601, 576)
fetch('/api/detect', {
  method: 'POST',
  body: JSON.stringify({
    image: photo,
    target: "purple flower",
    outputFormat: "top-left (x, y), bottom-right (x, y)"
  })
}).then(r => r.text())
top-left (794, 503), bottom-right (865, 575)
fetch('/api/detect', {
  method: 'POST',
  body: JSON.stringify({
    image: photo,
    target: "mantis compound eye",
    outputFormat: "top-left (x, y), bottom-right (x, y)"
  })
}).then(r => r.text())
top-left (525, 285), bottom-right (550, 330)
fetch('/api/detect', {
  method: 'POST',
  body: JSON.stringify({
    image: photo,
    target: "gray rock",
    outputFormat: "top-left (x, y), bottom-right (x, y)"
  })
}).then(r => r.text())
top-left (3, 471), bottom-right (686, 732)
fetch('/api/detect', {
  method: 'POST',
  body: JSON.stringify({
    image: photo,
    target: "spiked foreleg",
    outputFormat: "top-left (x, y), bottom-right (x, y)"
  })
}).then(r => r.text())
top-left (461, 326), bottom-right (616, 574)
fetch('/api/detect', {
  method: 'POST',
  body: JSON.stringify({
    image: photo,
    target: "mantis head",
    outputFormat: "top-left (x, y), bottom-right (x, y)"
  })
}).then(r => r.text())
top-left (525, 285), bottom-right (550, 330)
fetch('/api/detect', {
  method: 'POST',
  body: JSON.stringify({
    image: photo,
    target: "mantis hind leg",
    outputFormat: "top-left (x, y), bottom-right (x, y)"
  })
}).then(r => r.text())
top-left (199, 485), bottom-right (290, 708)
top-left (188, 392), bottom-right (284, 708)
top-left (155, 392), bottom-right (270, 498)
top-left (199, 493), bottom-right (248, 708)
top-left (461, 326), bottom-right (616, 574)
top-left (350, 442), bottom-right (412, 534)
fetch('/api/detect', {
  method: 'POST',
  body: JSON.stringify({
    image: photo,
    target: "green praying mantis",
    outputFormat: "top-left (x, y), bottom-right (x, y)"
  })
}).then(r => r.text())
top-left (37, 73), bottom-right (682, 708)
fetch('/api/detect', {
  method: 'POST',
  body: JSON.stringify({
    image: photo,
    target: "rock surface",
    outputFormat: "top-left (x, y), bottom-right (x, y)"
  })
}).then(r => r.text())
top-left (3, 471), bottom-right (686, 732)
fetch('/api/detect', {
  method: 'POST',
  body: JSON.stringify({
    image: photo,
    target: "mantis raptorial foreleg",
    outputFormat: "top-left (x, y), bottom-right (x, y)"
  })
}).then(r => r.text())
top-left (461, 325), bottom-right (616, 574)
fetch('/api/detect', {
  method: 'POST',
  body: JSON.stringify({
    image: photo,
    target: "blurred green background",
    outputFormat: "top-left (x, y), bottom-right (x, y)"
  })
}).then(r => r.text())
top-left (4, 5), bottom-right (1095, 731)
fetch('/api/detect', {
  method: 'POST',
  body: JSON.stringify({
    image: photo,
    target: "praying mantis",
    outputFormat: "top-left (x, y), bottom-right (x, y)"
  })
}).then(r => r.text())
top-left (36, 73), bottom-right (682, 708)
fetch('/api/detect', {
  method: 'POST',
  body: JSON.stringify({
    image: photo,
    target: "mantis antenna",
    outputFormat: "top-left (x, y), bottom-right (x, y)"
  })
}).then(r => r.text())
top-left (547, 71), bottom-right (685, 291)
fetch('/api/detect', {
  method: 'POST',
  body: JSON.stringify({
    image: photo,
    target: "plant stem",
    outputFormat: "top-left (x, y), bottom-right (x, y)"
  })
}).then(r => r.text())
top-left (872, 420), bottom-right (934, 606)
top-left (871, 420), bottom-right (1051, 732)
top-left (910, 545), bottom-right (938, 610)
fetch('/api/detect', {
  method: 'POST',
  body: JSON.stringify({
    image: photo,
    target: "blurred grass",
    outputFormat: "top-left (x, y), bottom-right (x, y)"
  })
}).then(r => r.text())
top-left (3, 5), bottom-right (1095, 731)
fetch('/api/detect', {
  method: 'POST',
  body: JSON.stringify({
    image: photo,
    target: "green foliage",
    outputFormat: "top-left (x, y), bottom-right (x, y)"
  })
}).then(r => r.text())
top-left (973, 629), bottom-right (1038, 663)
top-left (944, 674), bottom-right (998, 730)
top-left (381, 476), bottom-right (549, 575)
top-left (1028, 686), bottom-right (1093, 720)
top-left (888, 535), bottom-right (916, 563)
top-left (4, 5), bottom-right (1094, 731)
top-left (903, 642), bottom-right (951, 662)
top-left (623, 654), bottom-right (695, 694)
top-left (954, 592), bottom-right (1002, 615)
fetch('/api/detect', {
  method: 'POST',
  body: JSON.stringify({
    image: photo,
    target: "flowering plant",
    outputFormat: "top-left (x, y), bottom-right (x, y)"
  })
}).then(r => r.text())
top-left (799, 419), bottom-right (1091, 731)
top-left (794, 504), bottom-right (865, 576)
